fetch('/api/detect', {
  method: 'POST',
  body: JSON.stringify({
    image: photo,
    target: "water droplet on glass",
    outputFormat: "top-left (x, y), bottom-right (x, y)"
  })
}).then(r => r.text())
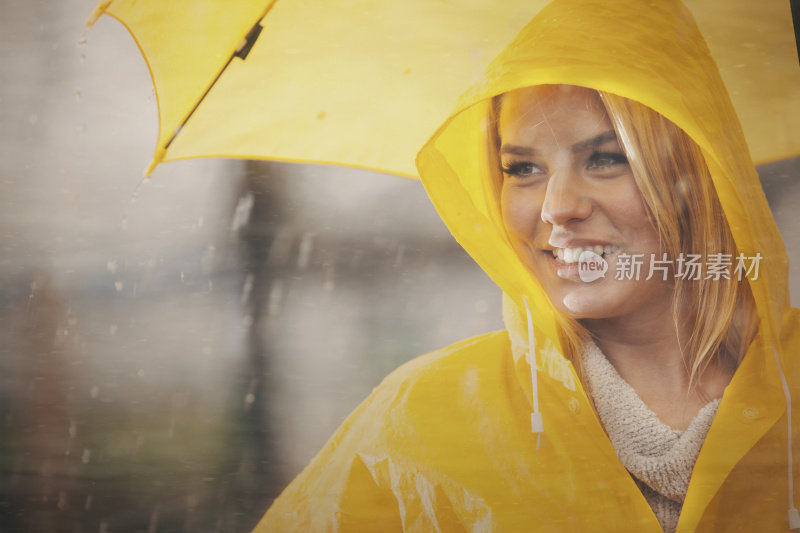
top-left (81, 448), bottom-right (91, 464)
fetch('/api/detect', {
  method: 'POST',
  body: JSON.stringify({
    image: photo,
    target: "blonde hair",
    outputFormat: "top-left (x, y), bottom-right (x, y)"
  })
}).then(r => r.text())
top-left (490, 88), bottom-right (758, 387)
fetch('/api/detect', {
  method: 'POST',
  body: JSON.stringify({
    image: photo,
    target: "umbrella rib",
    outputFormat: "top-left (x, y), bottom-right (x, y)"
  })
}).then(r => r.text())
top-left (791, 0), bottom-right (800, 67)
top-left (164, 21), bottom-right (264, 151)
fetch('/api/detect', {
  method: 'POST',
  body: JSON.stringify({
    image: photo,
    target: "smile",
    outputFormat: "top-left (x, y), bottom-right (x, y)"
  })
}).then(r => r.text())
top-left (551, 245), bottom-right (619, 264)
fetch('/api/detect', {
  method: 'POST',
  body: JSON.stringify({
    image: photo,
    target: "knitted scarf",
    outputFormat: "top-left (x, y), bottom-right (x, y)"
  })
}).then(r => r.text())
top-left (582, 340), bottom-right (720, 533)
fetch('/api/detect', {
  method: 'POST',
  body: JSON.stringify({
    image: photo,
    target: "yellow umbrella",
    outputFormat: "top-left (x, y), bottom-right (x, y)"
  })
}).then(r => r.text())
top-left (87, 0), bottom-right (799, 177)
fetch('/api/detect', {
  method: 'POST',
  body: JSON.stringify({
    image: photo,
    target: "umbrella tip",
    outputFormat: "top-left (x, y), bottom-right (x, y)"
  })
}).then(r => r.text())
top-left (86, 0), bottom-right (112, 27)
top-left (143, 160), bottom-right (157, 177)
top-left (143, 145), bottom-right (167, 176)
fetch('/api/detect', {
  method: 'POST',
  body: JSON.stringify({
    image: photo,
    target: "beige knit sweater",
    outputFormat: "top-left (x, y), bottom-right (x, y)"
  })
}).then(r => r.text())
top-left (582, 341), bottom-right (720, 533)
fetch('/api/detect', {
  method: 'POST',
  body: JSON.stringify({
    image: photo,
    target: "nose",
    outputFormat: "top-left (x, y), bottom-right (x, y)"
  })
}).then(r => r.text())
top-left (540, 168), bottom-right (592, 226)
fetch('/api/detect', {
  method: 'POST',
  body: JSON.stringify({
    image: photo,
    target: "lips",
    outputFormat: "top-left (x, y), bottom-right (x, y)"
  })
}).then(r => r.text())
top-left (551, 245), bottom-right (619, 264)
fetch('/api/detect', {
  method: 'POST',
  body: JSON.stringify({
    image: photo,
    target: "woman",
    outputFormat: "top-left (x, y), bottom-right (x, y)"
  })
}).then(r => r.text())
top-left (255, 0), bottom-right (799, 530)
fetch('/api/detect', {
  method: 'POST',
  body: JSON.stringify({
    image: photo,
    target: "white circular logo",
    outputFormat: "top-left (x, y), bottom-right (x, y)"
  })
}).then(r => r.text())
top-left (578, 250), bottom-right (608, 283)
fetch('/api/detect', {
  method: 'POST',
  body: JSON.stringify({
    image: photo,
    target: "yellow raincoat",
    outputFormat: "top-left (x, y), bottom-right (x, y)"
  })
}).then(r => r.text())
top-left (254, 0), bottom-right (799, 530)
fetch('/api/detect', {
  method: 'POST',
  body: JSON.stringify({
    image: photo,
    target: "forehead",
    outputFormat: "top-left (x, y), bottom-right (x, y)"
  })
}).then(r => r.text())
top-left (497, 85), bottom-right (611, 142)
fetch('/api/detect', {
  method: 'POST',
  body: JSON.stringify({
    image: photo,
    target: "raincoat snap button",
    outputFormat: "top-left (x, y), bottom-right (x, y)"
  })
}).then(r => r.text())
top-left (568, 397), bottom-right (580, 414)
top-left (742, 407), bottom-right (759, 420)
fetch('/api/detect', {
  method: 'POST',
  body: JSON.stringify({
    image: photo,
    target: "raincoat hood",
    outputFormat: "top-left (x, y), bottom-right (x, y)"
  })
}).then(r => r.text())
top-left (416, 0), bottom-right (789, 360)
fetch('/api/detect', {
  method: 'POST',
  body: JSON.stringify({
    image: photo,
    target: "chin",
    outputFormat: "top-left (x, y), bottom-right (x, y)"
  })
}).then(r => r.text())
top-left (558, 293), bottom-right (617, 319)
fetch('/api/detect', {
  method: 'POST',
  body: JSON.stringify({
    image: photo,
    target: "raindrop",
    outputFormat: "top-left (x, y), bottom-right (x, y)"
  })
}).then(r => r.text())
top-left (244, 393), bottom-right (255, 406)
top-left (58, 490), bottom-right (67, 510)
top-left (78, 34), bottom-right (87, 60)
top-left (109, 324), bottom-right (118, 336)
top-left (137, 369), bottom-right (145, 377)
top-left (28, 113), bottom-right (39, 126)
top-left (81, 448), bottom-right (91, 464)
top-left (297, 232), bottom-right (315, 269)
top-left (90, 386), bottom-right (99, 399)
top-left (114, 281), bottom-right (123, 292)
top-left (84, 494), bottom-right (93, 511)
top-left (107, 260), bottom-right (118, 274)
top-left (267, 281), bottom-right (284, 317)
top-left (69, 420), bottom-right (77, 439)
top-left (231, 192), bottom-right (254, 232)
top-left (74, 88), bottom-right (81, 102)
top-left (241, 273), bottom-right (254, 305)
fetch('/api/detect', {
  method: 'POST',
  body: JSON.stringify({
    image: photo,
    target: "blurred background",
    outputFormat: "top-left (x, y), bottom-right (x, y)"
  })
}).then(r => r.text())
top-left (0, 1), bottom-right (797, 532)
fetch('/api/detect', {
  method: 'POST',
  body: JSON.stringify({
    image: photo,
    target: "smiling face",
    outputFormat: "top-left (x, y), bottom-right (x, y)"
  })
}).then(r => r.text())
top-left (498, 85), bottom-right (672, 321)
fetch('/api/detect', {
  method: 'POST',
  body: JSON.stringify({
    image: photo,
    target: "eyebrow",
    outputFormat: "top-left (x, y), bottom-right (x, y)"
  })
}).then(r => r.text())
top-left (500, 130), bottom-right (619, 156)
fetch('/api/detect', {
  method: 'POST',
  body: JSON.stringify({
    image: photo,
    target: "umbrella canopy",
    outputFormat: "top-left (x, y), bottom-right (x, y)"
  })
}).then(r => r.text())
top-left (88, 0), bottom-right (800, 177)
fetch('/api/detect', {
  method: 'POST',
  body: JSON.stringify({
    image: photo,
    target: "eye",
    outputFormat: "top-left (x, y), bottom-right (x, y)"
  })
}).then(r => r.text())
top-left (586, 152), bottom-right (628, 170)
top-left (501, 161), bottom-right (545, 177)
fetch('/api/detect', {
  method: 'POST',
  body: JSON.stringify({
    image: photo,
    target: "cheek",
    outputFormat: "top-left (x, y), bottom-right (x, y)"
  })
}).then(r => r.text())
top-left (500, 184), bottom-right (543, 239)
top-left (615, 186), bottom-right (656, 236)
top-left (602, 182), bottom-right (664, 255)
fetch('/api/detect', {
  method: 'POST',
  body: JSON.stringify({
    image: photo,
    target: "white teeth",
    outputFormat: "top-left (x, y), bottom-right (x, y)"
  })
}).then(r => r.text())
top-left (552, 245), bottom-right (619, 264)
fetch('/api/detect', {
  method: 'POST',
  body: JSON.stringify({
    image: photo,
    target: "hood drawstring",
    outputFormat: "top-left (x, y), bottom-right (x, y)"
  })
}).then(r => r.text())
top-left (771, 342), bottom-right (800, 530)
top-left (523, 297), bottom-right (544, 449)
